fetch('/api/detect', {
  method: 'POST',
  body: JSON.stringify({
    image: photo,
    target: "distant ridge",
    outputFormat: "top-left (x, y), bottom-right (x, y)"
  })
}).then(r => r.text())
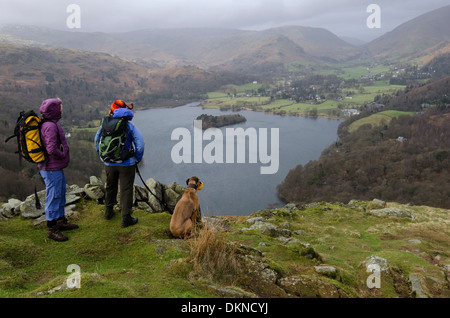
top-left (1, 5), bottom-right (449, 71)
top-left (0, 24), bottom-right (363, 72)
top-left (365, 5), bottom-right (450, 61)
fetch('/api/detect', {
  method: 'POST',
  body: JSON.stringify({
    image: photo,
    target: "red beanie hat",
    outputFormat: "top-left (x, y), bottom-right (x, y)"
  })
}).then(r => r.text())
top-left (109, 100), bottom-right (134, 116)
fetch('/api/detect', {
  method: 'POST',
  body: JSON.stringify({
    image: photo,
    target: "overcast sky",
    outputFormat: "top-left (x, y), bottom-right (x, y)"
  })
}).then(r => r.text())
top-left (1, 0), bottom-right (449, 41)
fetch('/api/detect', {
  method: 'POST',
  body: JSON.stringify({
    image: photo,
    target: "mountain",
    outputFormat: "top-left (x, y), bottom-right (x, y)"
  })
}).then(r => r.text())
top-left (2, 5), bottom-right (450, 72)
top-left (261, 26), bottom-right (360, 61)
top-left (0, 24), bottom-right (362, 73)
top-left (365, 5), bottom-right (450, 62)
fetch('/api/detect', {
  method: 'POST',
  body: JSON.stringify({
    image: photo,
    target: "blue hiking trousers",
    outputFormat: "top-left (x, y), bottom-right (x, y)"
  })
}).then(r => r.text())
top-left (40, 170), bottom-right (66, 221)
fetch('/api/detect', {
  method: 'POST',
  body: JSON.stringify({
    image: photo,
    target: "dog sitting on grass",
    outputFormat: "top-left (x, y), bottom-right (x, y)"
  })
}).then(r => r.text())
top-left (169, 176), bottom-right (203, 239)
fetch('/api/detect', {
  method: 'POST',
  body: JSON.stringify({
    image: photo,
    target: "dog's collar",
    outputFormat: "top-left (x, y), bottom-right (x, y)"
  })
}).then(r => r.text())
top-left (187, 183), bottom-right (198, 189)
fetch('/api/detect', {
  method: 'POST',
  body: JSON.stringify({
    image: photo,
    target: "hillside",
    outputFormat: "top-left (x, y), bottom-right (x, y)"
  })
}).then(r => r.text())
top-left (2, 5), bottom-right (450, 73)
top-left (374, 75), bottom-right (450, 111)
top-left (365, 5), bottom-right (450, 62)
top-left (0, 42), bottom-right (254, 201)
top-left (0, 24), bottom-right (363, 74)
top-left (278, 107), bottom-right (450, 209)
top-left (1, 178), bottom-right (449, 299)
top-left (0, 42), bottom-right (254, 118)
top-left (262, 25), bottom-right (362, 62)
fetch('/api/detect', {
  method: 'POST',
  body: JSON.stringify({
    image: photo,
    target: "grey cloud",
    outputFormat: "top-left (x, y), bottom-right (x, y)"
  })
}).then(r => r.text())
top-left (0, 0), bottom-right (448, 41)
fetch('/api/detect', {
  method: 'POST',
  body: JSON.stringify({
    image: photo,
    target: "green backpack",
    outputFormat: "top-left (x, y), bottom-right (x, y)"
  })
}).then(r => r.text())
top-left (98, 116), bottom-right (134, 163)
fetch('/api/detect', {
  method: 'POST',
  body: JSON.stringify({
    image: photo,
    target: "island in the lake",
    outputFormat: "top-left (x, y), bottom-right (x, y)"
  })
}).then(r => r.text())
top-left (196, 113), bottom-right (247, 130)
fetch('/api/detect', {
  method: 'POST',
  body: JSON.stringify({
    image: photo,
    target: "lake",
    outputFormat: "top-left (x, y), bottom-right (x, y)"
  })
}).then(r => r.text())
top-left (133, 102), bottom-right (342, 216)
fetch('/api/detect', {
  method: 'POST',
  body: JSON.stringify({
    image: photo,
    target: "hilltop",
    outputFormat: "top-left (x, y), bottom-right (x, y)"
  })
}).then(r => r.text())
top-left (365, 5), bottom-right (450, 63)
top-left (0, 177), bottom-right (449, 299)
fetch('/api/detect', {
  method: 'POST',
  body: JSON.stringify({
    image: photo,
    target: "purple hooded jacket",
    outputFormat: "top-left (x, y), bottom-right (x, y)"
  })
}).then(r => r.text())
top-left (38, 98), bottom-right (70, 171)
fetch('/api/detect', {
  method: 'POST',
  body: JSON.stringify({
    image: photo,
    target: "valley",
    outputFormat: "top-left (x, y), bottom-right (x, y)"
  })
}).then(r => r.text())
top-left (0, 5), bottom-right (449, 209)
top-left (0, 3), bottom-right (449, 302)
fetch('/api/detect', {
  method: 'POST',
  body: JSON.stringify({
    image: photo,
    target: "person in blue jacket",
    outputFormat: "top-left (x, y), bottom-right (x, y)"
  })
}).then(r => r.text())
top-left (95, 100), bottom-right (145, 228)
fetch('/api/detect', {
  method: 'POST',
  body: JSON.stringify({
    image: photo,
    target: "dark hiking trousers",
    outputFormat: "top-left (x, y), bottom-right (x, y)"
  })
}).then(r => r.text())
top-left (104, 165), bottom-right (136, 216)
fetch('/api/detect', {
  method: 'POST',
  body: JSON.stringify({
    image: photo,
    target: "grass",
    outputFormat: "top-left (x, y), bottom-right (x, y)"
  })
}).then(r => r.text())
top-left (1, 199), bottom-right (448, 298)
top-left (315, 63), bottom-right (392, 80)
top-left (202, 80), bottom-right (406, 118)
top-left (347, 110), bottom-right (415, 133)
top-left (188, 223), bottom-right (241, 285)
top-left (0, 200), bottom-right (211, 298)
top-left (223, 201), bottom-right (449, 298)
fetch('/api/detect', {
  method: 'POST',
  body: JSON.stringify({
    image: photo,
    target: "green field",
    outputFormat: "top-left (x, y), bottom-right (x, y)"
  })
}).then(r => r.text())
top-left (203, 80), bottom-right (406, 118)
top-left (347, 110), bottom-right (415, 133)
top-left (315, 62), bottom-right (392, 79)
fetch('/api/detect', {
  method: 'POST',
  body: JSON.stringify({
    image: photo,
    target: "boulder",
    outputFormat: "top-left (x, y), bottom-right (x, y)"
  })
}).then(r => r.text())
top-left (361, 255), bottom-right (389, 273)
top-left (20, 190), bottom-right (46, 219)
top-left (163, 188), bottom-right (181, 213)
top-left (84, 184), bottom-right (104, 201)
top-left (67, 185), bottom-right (85, 196)
top-left (371, 198), bottom-right (386, 208)
top-left (20, 185), bottom-right (83, 219)
top-left (167, 182), bottom-right (186, 195)
top-left (277, 236), bottom-right (298, 244)
top-left (145, 178), bottom-right (163, 202)
top-left (368, 207), bottom-right (415, 220)
top-left (147, 192), bottom-right (164, 212)
top-left (137, 201), bottom-right (154, 213)
top-left (66, 194), bottom-right (81, 205)
top-left (314, 266), bottom-right (337, 279)
top-left (1, 198), bottom-right (23, 218)
top-left (32, 204), bottom-right (77, 226)
top-left (279, 203), bottom-right (299, 214)
top-left (246, 217), bottom-right (266, 224)
top-left (409, 274), bottom-right (428, 298)
top-left (244, 220), bottom-right (292, 237)
top-left (134, 185), bottom-right (149, 202)
top-left (89, 176), bottom-right (104, 190)
top-left (278, 276), bottom-right (342, 298)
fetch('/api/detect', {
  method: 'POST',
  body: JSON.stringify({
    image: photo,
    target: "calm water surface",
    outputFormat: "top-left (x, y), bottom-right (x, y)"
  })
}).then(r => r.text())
top-left (133, 103), bottom-right (342, 216)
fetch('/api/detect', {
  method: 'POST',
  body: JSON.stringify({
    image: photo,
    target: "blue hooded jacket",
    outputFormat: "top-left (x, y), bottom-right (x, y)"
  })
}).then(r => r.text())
top-left (95, 108), bottom-right (145, 166)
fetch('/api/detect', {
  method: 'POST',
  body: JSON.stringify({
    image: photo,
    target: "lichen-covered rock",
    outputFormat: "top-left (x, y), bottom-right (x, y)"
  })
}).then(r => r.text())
top-left (84, 184), bottom-right (104, 201)
top-left (314, 266), bottom-right (338, 279)
top-left (361, 255), bottom-right (389, 273)
top-left (368, 207), bottom-right (415, 220)
top-left (278, 275), bottom-right (344, 298)
top-left (1, 198), bottom-right (22, 218)
top-left (20, 190), bottom-right (46, 219)
top-left (163, 188), bottom-right (180, 213)
top-left (244, 219), bottom-right (292, 237)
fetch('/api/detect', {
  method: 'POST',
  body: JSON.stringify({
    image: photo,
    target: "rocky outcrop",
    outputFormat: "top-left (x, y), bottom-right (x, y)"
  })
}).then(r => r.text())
top-left (0, 176), bottom-right (186, 223)
top-left (368, 207), bottom-right (415, 220)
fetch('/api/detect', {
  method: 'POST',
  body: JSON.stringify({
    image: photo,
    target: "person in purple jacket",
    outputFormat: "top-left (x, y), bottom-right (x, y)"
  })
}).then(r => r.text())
top-left (39, 98), bottom-right (79, 242)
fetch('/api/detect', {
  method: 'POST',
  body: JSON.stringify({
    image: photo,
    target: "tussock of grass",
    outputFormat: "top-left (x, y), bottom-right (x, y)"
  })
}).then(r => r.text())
top-left (188, 223), bottom-right (242, 285)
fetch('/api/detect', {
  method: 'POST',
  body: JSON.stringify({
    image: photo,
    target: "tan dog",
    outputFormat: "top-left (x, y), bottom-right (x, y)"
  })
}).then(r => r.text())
top-left (169, 176), bottom-right (203, 239)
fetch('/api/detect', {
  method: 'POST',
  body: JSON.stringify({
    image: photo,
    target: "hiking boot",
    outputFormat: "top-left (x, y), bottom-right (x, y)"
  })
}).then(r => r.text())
top-left (105, 205), bottom-right (115, 220)
top-left (57, 217), bottom-right (79, 231)
top-left (122, 214), bottom-right (138, 228)
top-left (48, 226), bottom-right (68, 242)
